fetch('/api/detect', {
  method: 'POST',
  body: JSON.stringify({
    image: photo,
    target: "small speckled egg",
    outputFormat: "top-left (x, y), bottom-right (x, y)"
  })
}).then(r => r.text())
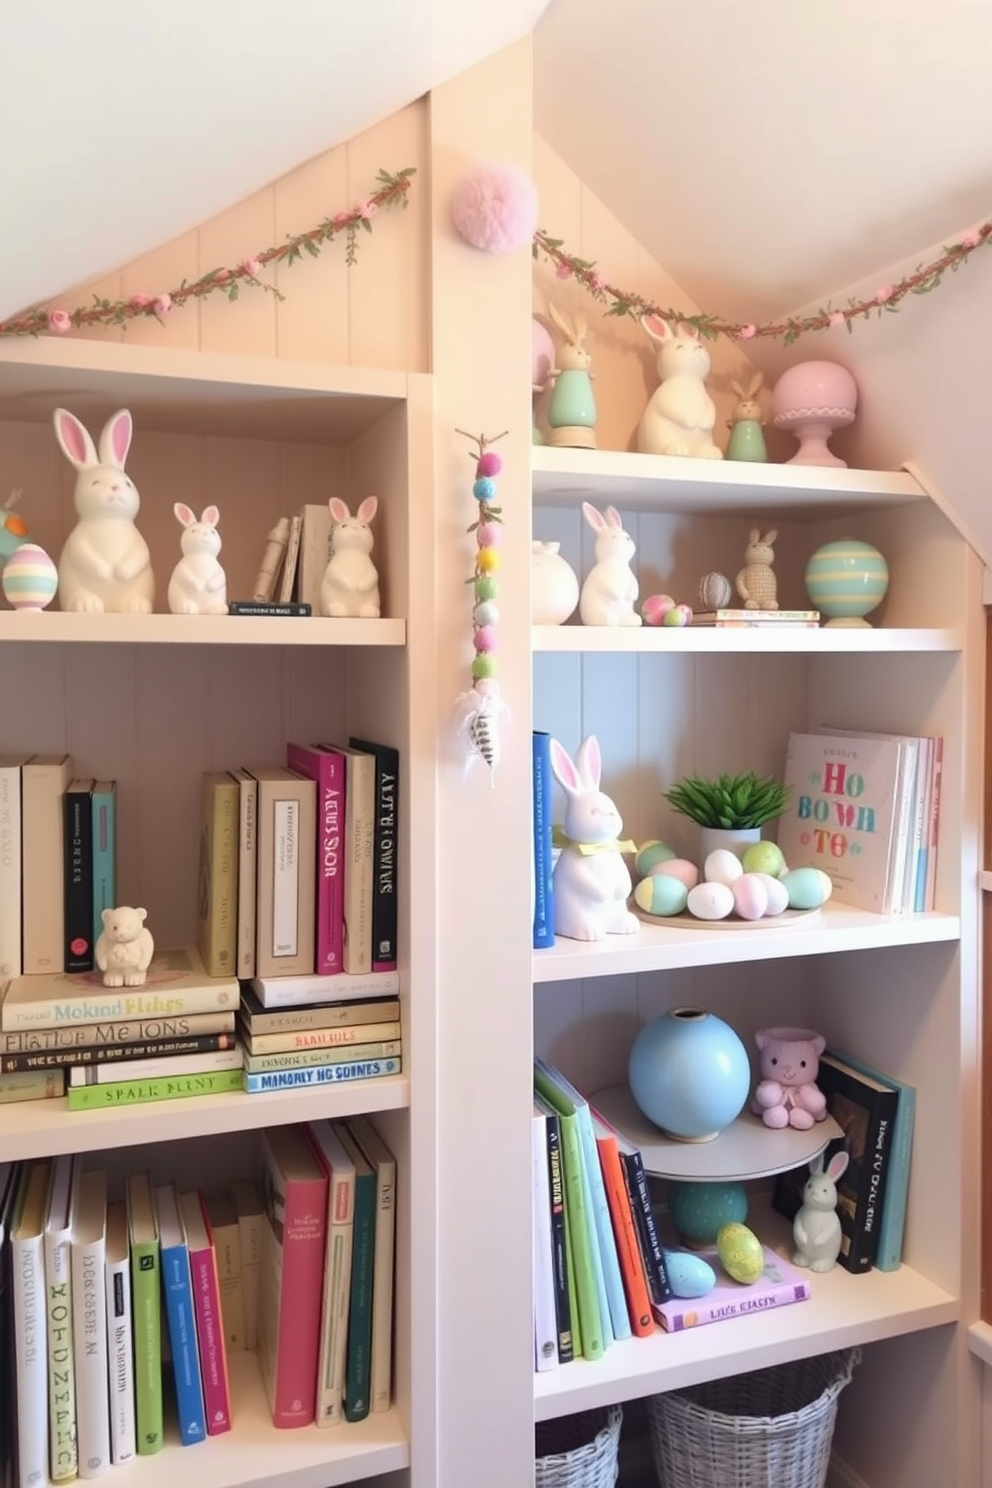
top-left (653, 858), bottom-right (700, 891)
top-left (716, 1222), bottom-right (765, 1285)
top-left (663, 1248), bottom-right (717, 1299)
top-left (686, 880), bottom-right (735, 920)
top-left (634, 874), bottom-right (688, 917)
top-left (642, 593), bottom-right (675, 626)
top-left (635, 839), bottom-right (677, 877)
top-left (2, 544), bottom-right (58, 611)
top-left (781, 866), bottom-right (831, 910)
top-left (741, 840), bottom-right (786, 879)
top-left (703, 848), bottom-right (744, 887)
top-left (753, 872), bottom-right (790, 916)
top-left (732, 873), bottom-right (768, 921)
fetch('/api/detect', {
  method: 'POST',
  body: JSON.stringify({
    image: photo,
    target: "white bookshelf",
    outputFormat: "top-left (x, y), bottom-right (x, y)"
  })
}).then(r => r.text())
top-left (533, 624), bottom-right (963, 654)
top-left (0, 613), bottom-right (407, 646)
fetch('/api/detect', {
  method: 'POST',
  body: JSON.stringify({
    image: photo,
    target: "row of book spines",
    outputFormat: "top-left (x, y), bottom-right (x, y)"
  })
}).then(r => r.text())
top-left (60, 1057), bottom-right (403, 1109)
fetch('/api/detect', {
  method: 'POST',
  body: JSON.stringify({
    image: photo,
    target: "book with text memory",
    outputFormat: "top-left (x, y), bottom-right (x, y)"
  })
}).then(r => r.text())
top-left (0, 754), bottom-right (29, 981)
top-left (179, 1191), bottom-right (231, 1437)
top-left (306, 1122), bottom-right (356, 1426)
top-left (104, 1201), bottom-right (136, 1465)
top-left (285, 742), bottom-right (346, 977)
top-left (349, 736), bottom-right (399, 973)
top-left (657, 1244), bottom-right (811, 1332)
top-left (248, 967), bottom-right (399, 1011)
top-left (318, 744), bottom-right (375, 976)
top-left (126, 1172), bottom-right (162, 1455)
top-left (11, 1162), bottom-right (51, 1488)
top-left (347, 1116), bottom-right (397, 1413)
top-left (532, 1102), bottom-right (559, 1371)
top-left (44, 1153), bottom-right (79, 1483)
top-left (243, 1057), bottom-right (401, 1094)
top-left (332, 1122), bottom-right (376, 1422)
top-left (90, 781), bottom-right (117, 955)
top-left (228, 768), bottom-right (258, 979)
top-left (536, 1098), bottom-right (573, 1363)
top-left (532, 732), bottom-right (555, 950)
top-left (257, 1124), bottom-right (328, 1428)
top-left (197, 772), bottom-right (239, 979)
top-left (70, 1167), bottom-right (110, 1478)
top-left (22, 754), bottom-right (72, 975)
top-left (63, 779), bottom-right (95, 974)
top-left (831, 1050), bottom-right (915, 1272)
top-left (249, 766), bottom-right (317, 980)
top-left (532, 1088), bottom-right (602, 1361)
top-left (776, 730), bottom-right (905, 913)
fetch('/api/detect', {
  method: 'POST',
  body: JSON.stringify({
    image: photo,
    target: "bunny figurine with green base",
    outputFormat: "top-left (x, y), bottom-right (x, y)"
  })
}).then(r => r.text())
top-left (546, 303), bottom-right (597, 450)
top-left (726, 373), bottom-right (767, 462)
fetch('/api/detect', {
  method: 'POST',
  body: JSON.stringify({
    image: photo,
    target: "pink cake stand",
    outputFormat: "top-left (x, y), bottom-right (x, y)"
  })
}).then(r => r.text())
top-left (772, 361), bottom-right (858, 468)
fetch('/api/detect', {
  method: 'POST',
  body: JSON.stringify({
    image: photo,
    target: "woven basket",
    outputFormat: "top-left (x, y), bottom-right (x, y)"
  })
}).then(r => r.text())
top-left (535, 1404), bottom-right (622, 1488)
top-left (647, 1348), bottom-right (860, 1488)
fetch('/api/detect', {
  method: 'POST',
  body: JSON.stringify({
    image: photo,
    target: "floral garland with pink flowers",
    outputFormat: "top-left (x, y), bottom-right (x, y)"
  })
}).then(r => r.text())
top-left (0, 168), bottom-right (416, 340)
top-left (533, 219), bottom-right (992, 344)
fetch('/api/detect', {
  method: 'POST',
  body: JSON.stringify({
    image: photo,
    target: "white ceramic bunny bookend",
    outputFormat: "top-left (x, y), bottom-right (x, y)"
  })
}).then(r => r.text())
top-left (579, 502), bottom-right (642, 627)
top-left (168, 504), bottom-right (228, 615)
top-left (792, 1149), bottom-right (850, 1272)
top-left (54, 407), bottom-right (155, 613)
top-left (736, 527), bottom-right (778, 610)
top-left (320, 496), bottom-right (381, 618)
top-left (637, 315), bottom-right (723, 460)
top-left (550, 735), bottom-right (638, 941)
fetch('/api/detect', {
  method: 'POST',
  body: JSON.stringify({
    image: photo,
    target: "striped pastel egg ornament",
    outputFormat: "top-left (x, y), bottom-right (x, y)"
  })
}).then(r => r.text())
top-left (804, 538), bottom-right (888, 628)
top-left (2, 543), bottom-right (58, 610)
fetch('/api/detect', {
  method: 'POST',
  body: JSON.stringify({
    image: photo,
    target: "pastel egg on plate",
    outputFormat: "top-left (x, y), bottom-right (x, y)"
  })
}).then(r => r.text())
top-left (686, 880), bottom-right (735, 920)
top-left (663, 1248), bottom-right (716, 1299)
top-left (716, 1222), bottom-right (765, 1285)
top-left (741, 840), bottom-right (786, 879)
top-left (635, 839), bottom-right (677, 877)
top-left (752, 872), bottom-right (790, 916)
top-left (634, 873), bottom-right (688, 918)
top-left (732, 872), bottom-right (769, 921)
top-left (653, 858), bottom-right (700, 891)
top-left (781, 866), bottom-right (833, 910)
top-left (703, 848), bottom-right (744, 887)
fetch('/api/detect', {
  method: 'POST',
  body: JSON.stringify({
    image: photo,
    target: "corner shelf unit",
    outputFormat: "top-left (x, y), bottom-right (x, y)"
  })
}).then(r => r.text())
top-left (529, 446), bottom-right (982, 1488)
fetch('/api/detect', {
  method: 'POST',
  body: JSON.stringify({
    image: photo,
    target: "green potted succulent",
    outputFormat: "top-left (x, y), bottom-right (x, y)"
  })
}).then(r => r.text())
top-left (662, 769), bottom-right (791, 860)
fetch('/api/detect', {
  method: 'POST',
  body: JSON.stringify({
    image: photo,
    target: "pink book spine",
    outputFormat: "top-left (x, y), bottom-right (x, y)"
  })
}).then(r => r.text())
top-left (287, 744), bottom-right (346, 975)
top-left (272, 1174), bottom-right (328, 1427)
top-left (189, 1237), bottom-right (232, 1435)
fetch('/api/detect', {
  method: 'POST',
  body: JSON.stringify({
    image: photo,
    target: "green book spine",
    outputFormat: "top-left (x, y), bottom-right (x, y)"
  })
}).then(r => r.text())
top-left (66, 1068), bottom-right (242, 1111)
top-left (561, 1172), bottom-right (582, 1361)
top-left (555, 1108), bottom-right (603, 1360)
top-left (336, 1130), bottom-right (376, 1423)
top-left (130, 1238), bottom-right (162, 1454)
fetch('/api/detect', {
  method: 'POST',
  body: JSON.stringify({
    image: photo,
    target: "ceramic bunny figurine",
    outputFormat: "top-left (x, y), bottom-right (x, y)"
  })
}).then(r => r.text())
top-left (53, 407), bottom-right (155, 613)
top-left (546, 303), bottom-right (597, 450)
top-left (168, 504), bottom-right (228, 615)
top-left (579, 502), bottom-right (642, 627)
top-left (792, 1149), bottom-right (851, 1272)
top-left (549, 734), bottom-right (638, 941)
top-left (735, 528), bottom-right (778, 609)
top-left (726, 372), bottom-right (767, 462)
top-left (320, 496), bottom-right (381, 618)
top-left (637, 316), bottom-right (723, 460)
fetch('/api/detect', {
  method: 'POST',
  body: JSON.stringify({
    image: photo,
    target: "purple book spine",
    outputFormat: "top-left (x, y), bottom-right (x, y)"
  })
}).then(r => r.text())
top-left (287, 744), bottom-right (346, 975)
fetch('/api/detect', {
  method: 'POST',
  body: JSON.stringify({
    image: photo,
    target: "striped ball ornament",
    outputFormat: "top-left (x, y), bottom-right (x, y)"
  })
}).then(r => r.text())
top-left (804, 538), bottom-right (888, 628)
top-left (2, 543), bottom-right (58, 610)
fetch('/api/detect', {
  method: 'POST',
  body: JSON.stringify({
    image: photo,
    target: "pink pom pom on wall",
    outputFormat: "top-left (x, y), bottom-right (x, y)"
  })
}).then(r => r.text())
top-left (451, 163), bottom-right (538, 254)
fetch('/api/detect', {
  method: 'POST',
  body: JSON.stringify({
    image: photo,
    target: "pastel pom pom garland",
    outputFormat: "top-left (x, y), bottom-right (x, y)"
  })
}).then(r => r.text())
top-left (455, 429), bottom-right (510, 783)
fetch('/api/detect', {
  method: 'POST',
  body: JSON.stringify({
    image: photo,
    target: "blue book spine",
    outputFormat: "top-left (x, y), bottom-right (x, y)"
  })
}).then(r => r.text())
top-left (532, 733), bottom-right (555, 949)
top-left (835, 1051), bottom-right (915, 1271)
top-left (161, 1242), bottom-right (206, 1446)
top-left (91, 783), bottom-right (117, 949)
top-left (243, 1057), bottom-right (401, 1093)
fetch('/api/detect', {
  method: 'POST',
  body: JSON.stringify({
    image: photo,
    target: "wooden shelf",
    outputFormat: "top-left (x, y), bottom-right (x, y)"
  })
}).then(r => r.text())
top-left (532, 445), bottom-right (926, 518)
top-left (532, 902), bottom-right (960, 983)
top-left (533, 625), bottom-right (962, 654)
top-left (0, 612), bottom-right (406, 647)
top-left (592, 1085), bottom-right (843, 1182)
top-left (0, 1073), bottom-right (410, 1162)
top-left (533, 1206), bottom-right (957, 1421)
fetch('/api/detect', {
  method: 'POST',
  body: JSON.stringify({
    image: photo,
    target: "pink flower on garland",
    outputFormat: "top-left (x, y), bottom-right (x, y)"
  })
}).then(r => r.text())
top-left (590, 272), bottom-right (607, 292)
top-left (829, 311), bottom-right (845, 328)
top-left (128, 293), bottom-right (153, 309)
top-left (154, 294), bottom-right (173, 315)
top-left (47, 310), bottom-right (71, 334)
top-left (876, 285), bottom-right (894, 304)
top-left (332, 211), bottom-right (350, 227)
top-left (738, 323), bottom-right (756, 340)
top-left (555, 263), bottom-right (572, 280)
top-left (962, 229), bottom-right (982, 249)
top-left (358, 199), bottom-right (379, 220)
top-left (241, 258), bottom-right (262, 277)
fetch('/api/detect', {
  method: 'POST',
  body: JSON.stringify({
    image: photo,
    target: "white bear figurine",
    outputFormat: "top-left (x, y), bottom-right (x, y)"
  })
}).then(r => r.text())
top-left (95, 906), bottom-right (155, 988)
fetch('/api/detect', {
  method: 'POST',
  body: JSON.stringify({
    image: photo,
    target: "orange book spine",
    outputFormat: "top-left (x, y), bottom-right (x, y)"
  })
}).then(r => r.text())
top-left (596, 1135), bottom-right (653, 1337)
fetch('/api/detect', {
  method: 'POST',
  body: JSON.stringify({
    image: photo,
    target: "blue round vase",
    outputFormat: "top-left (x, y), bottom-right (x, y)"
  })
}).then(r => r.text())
top-left (668, 1179), bottom-right (748, 1248)
top-left (804, 538), bottom-right (888, 628)
top-left (628, 1008), bottom-right (751, 1142)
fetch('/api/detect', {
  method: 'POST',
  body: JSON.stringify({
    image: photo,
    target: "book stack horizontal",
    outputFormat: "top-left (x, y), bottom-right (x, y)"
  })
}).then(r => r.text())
top-left (690, 608), bottom-right (821, 628)
top-left (0, 948), bottom-right (240, 1111)
top-left (238, 982), bottom-right (401, 1095)
top-left (0, 1119), bottom-right (398, 1469)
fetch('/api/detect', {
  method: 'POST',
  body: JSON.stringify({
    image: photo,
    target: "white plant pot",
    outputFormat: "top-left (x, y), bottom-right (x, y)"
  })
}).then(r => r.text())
top-left (698, 826), bottom-right (761, 863)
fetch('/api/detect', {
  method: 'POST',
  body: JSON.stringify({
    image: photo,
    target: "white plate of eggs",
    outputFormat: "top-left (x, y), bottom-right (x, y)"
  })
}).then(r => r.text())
top-left (631, 839), bottom-right (832, 928)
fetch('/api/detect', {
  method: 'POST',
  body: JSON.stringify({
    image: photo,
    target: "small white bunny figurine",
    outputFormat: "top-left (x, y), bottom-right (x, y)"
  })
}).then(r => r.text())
top-left (550, 734), bottom-right (638, 942)
top-left (579, 502), bottom-right (642, 627)
top-left (168, 504), bottom-right (228, 615)
top-left (792, 1149), bottom-right (850, 1272)
top-left (320, 496), bottom-right (381, 618)
top-left (636, 315), bottom-right (723, 460)
top-left (735, 527), bottom-right (778, 609)
top-left (54, 407), bottom-right (155, 613)
top-left (546, 304), bottom-right (597, 450)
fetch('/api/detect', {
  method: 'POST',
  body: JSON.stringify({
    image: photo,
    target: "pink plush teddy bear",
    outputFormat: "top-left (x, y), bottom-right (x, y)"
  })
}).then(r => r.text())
top-left (751, 1026), bottom-right (828, 1130)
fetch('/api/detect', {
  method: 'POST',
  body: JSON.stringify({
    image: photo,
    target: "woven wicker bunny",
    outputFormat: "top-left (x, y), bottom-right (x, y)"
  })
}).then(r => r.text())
top-left (636, 316), bottom-right (722, 460)
top-left (549, 735), bottom-right (638, 941)
top-left (546, 303), bottom-right (597, 450)
top-left (735, 528), bottom-right (778, 610)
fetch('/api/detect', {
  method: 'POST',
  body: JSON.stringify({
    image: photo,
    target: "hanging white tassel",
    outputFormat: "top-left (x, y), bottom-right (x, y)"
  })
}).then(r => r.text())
top-left (455, 683), bottom-right (509, 786)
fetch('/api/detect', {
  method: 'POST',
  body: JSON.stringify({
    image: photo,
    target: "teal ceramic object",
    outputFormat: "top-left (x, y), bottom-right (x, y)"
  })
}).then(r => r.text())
top-left (805, 538), bottom-right (888, 628)
top-left (668, 1179), bottom-right (748, 1248)
top-left (548, 369), bottom-right (596, 431)
top-left (628, 1008), bottom-right (751, 1142)
top-left (725, 419), bottom-right (767, 462)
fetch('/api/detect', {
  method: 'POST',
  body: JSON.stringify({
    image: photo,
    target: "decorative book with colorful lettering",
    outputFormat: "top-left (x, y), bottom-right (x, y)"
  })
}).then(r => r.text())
top-left (656, 1245), bottom-right (811, 1332)
top-left (1, 946), bottom-right (238, 1032)
top-left (243, 1057), bottom-right (401, 1094)
top-left (348, 736), bottom-right (399, 972)
top-left (776, 730), bottom-right (905, 913)
top-left (286, 743), bottom-right (346, 977)
top-left (532, 732), bottom-right (555, 950)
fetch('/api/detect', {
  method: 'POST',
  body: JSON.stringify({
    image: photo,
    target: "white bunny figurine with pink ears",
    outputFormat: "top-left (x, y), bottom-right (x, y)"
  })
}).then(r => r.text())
top-left (168, 504), bottom-right (228, 615)
top-left (579, 502), bottom-right (642, 626)
top-left (53, 407), bottom-right (155, 613)
top-left (320, 496), bottom-right (381, 618)
top-left (792, 1148), bottom-right (851, 1272)
top-left (636, 315), bottom-right (723, 460)
top-left (550, 734), bottom-right (638, 941)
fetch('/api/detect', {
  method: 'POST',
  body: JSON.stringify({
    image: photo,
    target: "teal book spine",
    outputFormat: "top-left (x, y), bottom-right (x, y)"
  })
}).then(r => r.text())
top-left (339, 1140), bottom-right (376, 1422)
top-left (91, 783), bottom-right (117, 950)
